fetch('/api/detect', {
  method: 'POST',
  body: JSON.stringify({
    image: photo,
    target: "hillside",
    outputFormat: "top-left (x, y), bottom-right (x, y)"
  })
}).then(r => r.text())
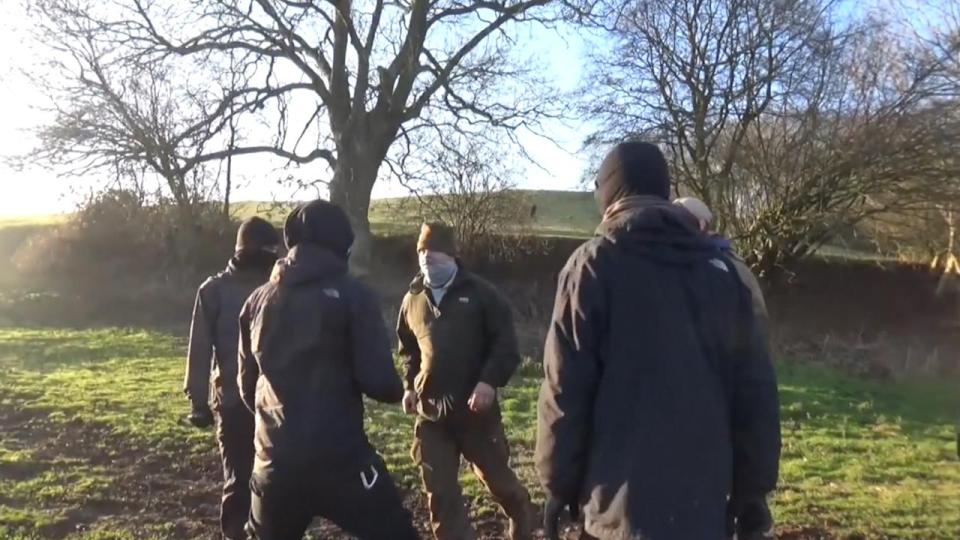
top-left (233, 190), bottom-right (600, 238)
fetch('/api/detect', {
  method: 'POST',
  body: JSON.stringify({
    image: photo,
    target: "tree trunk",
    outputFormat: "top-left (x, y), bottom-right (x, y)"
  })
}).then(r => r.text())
top-left (329, 154), bottom-right (378, 275)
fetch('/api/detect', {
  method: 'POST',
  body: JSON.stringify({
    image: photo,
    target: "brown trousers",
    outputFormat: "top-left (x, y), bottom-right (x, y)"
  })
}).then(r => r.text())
top-left (411, 405), bottom-right (531, 540)
top-left (215, 405), bottom-right (255, 540)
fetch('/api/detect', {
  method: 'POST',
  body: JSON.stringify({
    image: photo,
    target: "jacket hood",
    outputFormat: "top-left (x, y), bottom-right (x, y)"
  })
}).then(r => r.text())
top-left (596, 195), bottom-right (721, 265)
top-left (236, 217), bottom-right (281, 252)
top-left (271, 243), bottom-right (349, 286)
top-left (227, 249), bottom-right (279, 276)
top-left (595, 141), bottom-right (672, 212)
top-left (708, 233), bottom-right (733, 252)
top-left (284, 199), bottom-right (354, 257)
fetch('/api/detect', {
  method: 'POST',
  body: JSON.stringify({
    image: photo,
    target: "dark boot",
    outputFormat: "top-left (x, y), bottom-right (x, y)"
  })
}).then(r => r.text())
top-left (507, 502), bottom-right (538, 540)
top-left (216, 406), bottom-right (255, 540)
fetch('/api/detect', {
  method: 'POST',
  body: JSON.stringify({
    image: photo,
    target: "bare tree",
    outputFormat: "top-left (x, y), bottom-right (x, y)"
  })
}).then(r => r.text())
top-left (582, 0), bottom-right (833, 210)
top-left (400, 135), bottom-right (532, 255)
top-left (582, 0), bottom-right (960, 273)
top-left (728, 79), bottom-right (959, 272)
top-left (23, 0), bottom-right (315, 225)
top-left (867, 3), bottom-right (960, 272)
top-left (36, 0), bottom-right (562, 269)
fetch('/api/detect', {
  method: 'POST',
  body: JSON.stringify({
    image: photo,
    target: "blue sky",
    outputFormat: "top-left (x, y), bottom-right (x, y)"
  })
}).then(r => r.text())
top-left (0, 3), bottom-right (591, 217)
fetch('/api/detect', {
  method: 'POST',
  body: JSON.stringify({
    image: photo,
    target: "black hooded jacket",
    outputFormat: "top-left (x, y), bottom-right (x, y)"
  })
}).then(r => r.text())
top-left (185, 251), bottom-right (276, 410)
top-left (238, 202), bottom-right (402, 476)
top-left (535, 196), bottom-right (781, 540)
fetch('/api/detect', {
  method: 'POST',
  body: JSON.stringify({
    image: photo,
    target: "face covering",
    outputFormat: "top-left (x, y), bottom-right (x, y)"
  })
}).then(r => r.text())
top-left (419, 251), bottom-right (458, 288)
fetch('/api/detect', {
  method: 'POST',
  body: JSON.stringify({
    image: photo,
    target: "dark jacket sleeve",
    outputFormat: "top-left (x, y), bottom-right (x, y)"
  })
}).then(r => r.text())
top-left (396, 296), bottom-right (421, 392)
top-left (184, 282), bottom-right (216, 408)
top-left (730, 254), bottom-right (768, 319)
top-left (479, 284), bottom-right (522, 388)
top-left (729, 287), bottom-right (781, 518)
top-left (350, 283), bottom-right (404, 404)
top-left (536, 245), bottom-right (606, 505)
top-left (237, 297), bottom-right (259, 414)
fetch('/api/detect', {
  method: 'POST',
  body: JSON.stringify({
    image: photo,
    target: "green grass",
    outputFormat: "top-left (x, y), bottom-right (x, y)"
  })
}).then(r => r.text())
top-left (0, 328), bottom-right (957, 538)
top-left (0, 216), bottom-right (67, 228)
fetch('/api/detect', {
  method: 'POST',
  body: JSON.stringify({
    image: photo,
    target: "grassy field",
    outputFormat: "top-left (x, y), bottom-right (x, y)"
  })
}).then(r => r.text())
top-left (0, 191), bottom-right (895, 271)
top-left (0, 328), bottom-right (957, 539)
top-left (232, 190), bottom-right (600, 238)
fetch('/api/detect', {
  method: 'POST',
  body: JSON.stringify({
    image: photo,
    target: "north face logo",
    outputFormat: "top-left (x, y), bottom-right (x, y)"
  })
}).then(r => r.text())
top-left (323, 288), bottom-right (341, 299)
top-left (708, 258), bottom-right (729, 272)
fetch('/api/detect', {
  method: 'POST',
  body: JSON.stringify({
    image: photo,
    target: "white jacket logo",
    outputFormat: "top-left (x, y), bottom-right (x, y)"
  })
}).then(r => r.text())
top-left (323, 288), bottom-right (341, 299)
top-left (360, 465), bottom-right (379, 490)
top-left (709, 258), bottom-right (729, 272)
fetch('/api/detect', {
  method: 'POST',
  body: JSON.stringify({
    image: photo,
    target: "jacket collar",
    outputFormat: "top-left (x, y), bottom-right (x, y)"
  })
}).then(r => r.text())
top-left (595, 195), bottom-right (720, 264)
top-left (226, 249), bottom-right (278, 278)
top-left (597, 195), bottom-right (700, 237)
top-left (600, 195), bottom-right (675, 224)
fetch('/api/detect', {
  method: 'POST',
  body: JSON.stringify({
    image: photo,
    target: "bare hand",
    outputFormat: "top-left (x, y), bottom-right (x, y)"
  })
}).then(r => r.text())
top-left (468, 382), bottom-right (496, 413)
top-left (402, 390), bottom-right (418, 415)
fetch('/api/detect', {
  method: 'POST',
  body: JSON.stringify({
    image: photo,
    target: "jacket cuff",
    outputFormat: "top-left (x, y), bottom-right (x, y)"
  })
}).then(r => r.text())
top-left (480, 365), bottom-right (507, 388)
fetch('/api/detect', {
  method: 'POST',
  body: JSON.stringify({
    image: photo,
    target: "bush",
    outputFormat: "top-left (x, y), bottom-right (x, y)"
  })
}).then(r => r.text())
top-left (11, 190), bottom-right (236, 325)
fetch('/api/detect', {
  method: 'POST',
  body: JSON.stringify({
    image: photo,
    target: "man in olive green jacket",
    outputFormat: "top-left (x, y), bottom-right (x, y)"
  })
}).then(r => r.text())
top-left (397, 223), bottom-right (533, 540)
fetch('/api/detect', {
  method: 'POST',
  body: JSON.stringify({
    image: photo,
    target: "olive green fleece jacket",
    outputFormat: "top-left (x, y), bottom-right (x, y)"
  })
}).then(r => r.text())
top-left (397, 268), bottom-right (521, 421)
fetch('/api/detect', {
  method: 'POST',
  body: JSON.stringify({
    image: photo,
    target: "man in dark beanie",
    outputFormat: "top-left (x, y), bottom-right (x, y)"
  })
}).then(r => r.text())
top-left (238, 200), bottom-right (418, 540)
top-left (184, 216), bottom-right (280, 540)
top-left (593, 140), bottom-right (672, 209)
top-left (398, 222), bottom-right (534, 540)
top-left (537, 141), bottom-right (781, 540)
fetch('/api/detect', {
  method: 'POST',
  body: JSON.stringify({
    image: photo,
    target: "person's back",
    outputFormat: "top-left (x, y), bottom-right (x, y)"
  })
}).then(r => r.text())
top-left (184, 216), bottom-right (281, 540)
top-left (537, 142), bottom-right (780, 540)
top-left (188, 257), bottom-right (274, 408)
top-left (673, 196), bottom-right (769, 321)
top-left (238, 200), bottom-right (417, 540)
top-left (241, 246), bottom-right (395, 469)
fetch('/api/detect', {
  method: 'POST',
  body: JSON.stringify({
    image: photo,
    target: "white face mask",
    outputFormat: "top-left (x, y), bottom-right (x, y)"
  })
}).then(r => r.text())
top-left (419, 250), bottom-right (457, 287)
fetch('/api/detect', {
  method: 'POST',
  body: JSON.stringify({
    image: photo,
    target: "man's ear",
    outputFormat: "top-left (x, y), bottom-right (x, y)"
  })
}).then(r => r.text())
top-left (699, 219), bottom-right (709, 232)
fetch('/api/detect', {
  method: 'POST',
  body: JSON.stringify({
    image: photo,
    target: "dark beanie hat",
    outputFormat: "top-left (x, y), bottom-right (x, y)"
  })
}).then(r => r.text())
top-left (595, 141), bottom-right (671, 211)
top-left (236, 217), bottom-right (281, 252)
top-left (417, 222), bottom-right (457, 256)
top-left (283, 199), bottom-right (355, 257)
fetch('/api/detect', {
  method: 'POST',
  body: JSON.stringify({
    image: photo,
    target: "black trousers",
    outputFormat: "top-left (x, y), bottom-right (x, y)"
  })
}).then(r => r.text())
top-left (246, 453), bottom-right (419, 540)
top-left (216, 405), bottom-right (255, 540)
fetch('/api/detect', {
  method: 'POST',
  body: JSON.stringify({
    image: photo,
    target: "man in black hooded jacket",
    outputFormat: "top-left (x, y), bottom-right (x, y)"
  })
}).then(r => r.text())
top-left (536, 142), bottom-right (781, 540)
top-left (238, 200), bottom-right (418, 540)
top-left (185, 216), bottom-right (280, 540)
